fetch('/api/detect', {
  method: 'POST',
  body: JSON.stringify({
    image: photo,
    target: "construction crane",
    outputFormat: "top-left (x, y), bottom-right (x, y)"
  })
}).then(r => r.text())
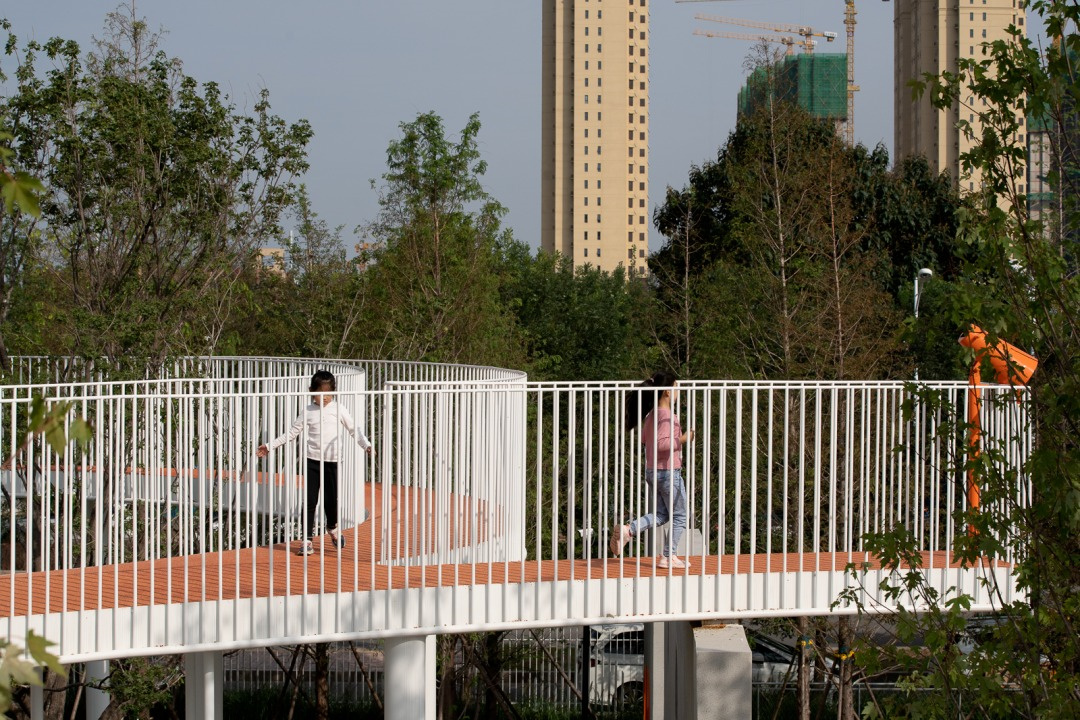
top-left (695, 13), bottom-right (837, 55)
top-left (844, 1), bottom-right (857, 146)
top-left (693, 28), bottom-right (806, 56)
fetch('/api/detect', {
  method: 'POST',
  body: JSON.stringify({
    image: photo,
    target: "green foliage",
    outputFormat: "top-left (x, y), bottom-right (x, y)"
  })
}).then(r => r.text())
top-left (105, 657), bottom-right (183, 719)
top-left (0, 632), bottom-right (65, 716)
top-left (653, 96), bottom-right (926, 380)
top-left (500, 242), bottom-right (649, 381)
top-left (359, 111), bottom-right (521, 366)
top-left (847, 4), bottom-right (1080, 716)
top-left (1, 8), bottom-right (311, 366)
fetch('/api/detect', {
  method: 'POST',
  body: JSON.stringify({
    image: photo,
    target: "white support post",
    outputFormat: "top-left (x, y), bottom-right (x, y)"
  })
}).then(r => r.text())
top-left (30, 668), bottom-right (43, 720)
top-left (85, 660), bottom-right (110, 720)
top-left (385, 635), bottom-right (436, 720)
top-left (184, 651), bottom-right (224, 720)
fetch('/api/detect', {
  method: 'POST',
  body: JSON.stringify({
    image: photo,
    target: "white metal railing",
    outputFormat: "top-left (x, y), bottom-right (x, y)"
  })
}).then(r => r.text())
top-left (0, 360), bottom-right (1029, 662)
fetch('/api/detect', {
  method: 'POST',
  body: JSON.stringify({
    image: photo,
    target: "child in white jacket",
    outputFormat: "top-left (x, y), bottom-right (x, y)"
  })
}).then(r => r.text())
top-left (257, 370), bottom-right (374, 555)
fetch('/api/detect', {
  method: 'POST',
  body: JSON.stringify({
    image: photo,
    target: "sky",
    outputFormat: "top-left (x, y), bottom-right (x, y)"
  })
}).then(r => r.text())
top-left (5, 1), bottom-right (913, 253)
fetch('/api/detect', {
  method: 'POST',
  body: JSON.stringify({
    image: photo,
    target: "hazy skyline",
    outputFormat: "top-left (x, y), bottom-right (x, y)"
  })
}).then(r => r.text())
top-left (6, 2), bottom-right (913, 253)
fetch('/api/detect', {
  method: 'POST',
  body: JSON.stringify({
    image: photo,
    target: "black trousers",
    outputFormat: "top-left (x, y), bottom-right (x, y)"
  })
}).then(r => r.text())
top-left (305, 458), bottom-right (339, 539)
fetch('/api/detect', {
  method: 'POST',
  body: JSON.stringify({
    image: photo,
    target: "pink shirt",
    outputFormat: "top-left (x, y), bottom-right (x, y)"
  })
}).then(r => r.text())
top-left (641, 406), bottom-right (682, 470)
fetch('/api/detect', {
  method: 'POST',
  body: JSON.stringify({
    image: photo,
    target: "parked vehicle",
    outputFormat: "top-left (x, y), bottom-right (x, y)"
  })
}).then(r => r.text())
top-left (587, 623), bottom-right (645, 707)
top-left (586, 624), bottom-right (830, 706)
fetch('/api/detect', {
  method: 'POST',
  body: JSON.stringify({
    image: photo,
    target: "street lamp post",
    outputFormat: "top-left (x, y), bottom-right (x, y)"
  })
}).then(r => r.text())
top-left (914, 268), bottom-right (933, 381)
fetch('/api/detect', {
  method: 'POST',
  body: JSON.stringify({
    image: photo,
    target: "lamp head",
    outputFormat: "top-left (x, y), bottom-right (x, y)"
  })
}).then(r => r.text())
top-left (918, 268), bottom-right (933, 278)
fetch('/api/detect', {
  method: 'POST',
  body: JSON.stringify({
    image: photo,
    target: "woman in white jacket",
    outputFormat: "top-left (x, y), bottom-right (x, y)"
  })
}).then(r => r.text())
top-left (257, 370), bottom-right (374, 555)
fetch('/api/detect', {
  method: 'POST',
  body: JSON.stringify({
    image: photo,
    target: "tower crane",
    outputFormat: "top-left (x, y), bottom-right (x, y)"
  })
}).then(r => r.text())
top-left (693, 28), bottom-right (806, 56)
top-left (844, 1), bottom-right (857, 146)
top-left (695, 13), bottom-right (837, 55)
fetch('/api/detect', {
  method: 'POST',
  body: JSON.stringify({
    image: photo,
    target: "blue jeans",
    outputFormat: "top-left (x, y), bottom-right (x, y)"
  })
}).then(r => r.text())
top-left (628, 468), bottom-right (687, 557)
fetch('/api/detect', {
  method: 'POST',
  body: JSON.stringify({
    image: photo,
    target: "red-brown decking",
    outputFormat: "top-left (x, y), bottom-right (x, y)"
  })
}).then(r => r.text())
top-left (0, 484), bottom-right (1006, 618)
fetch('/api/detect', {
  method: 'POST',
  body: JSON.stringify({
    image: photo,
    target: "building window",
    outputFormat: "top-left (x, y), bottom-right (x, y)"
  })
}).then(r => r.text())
top-left (639, 249), bottom-right (645, 258)
top-left (639, 215), bottom-right (645, 224)
top-left (639, 198), bottom-right (645, 207)
top-left (639, 165), bottom-right (644, 174)
top-left (584, 146), bottom-right (589, 155)
top-left (639, 182), bottom-right (645, 191)
top-left (640, 115), bottom-right (645, 124)
top-left (584, 231), bottom-right (589, 240)
top-left (598, 61), bottom-right (602, 69)
top-left (584, 247), bottom-right (588, 257)
top-left (597, 248), bottom-right (602, 256)
top-left (629, 164), bottom-right (634, 173)
top-left (629, 28), bottom-right (634, 39)
top-left (628, 232), bottom-right (634, 242)
top-left (585, 78), bottom-right (589, 87)
top-left (585, 61), bottom-right (589, 70)
top-left (628, 248), bottom-right (634, 259)
top-left (598, 27), bottom-right (602, 36)
top-left (628, 181), bottom-right (634, 191)
top-left (597, 163), bottom-right (602, 171)
top-left (597, 180), bottom-right (602, 189)
top-left (584, 197), bottom-right (589, 206)
top-left (585, 112), bottom-right (589, 121)
top-left (584, 180), bottom-right (589, 188)
top-left (628, 214), bottom-right (633, 223)
top-left (639, 233), bottom-right (645, 242)
top-left (598, 145), bottom-right (602, 155)
top-left (629, 62), bottom-right (635, 72)
top-left (597, 214), bottom-right (601, 223)
top-left (628, 198), bottom-right (634, 208)
top-left (598, 44), bottom-right (602, 52)
top-left (628, 147), bottom-right (634, 157)
top-left (597, 196), bottom-right (601, 206)
top-left (585, 27), bottom-right (589, 36)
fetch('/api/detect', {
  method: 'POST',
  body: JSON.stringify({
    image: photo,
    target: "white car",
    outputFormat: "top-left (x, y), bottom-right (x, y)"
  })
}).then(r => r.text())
top-left (587, 623), bottom-right (646, 707)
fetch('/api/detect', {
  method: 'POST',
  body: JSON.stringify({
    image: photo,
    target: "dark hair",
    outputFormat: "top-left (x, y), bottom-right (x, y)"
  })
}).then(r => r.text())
top-left (309, 370), bottom-right (336, 393)
top-left (625, 371), bottom-right (678, 431)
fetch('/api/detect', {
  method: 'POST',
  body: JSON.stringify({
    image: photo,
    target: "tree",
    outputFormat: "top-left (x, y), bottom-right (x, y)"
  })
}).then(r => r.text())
top-left (845, 2), bottom-right (1080, 717)
top-left (499, 241), bottom-right (649, 381)
top-left (1, 7), bottom-right (311, 367)
top-left (359, 111), bottom-right (520, 366)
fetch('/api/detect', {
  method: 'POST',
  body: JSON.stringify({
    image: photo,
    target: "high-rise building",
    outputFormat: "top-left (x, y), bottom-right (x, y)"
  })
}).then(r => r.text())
top-left (894, 1), bottom-right (1027, 194)
top-left (542, 0), bottom-right (650, 276)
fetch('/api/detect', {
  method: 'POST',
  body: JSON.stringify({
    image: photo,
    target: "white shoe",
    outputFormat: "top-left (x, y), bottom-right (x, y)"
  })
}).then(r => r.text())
top-left (297, 540), bottom-right (315, 556)
top-left (609, 524), bottom-right (631, 556)
top-left (657, 555), bottom-right (687, 569)
top-left (330, 529), bottom-right (346, 549)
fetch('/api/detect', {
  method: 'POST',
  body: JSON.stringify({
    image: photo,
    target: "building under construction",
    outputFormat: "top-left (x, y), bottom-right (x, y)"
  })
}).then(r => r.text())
top-left (737, 53), bottom-right (847, 125)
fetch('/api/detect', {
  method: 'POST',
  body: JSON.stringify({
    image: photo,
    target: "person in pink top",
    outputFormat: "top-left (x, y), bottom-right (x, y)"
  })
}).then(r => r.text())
top-left (609, 371), bottom-right (695, 569)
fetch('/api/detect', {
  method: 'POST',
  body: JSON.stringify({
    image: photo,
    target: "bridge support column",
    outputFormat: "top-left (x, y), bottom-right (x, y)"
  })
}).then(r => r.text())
top-left (693, 624), bottom-right (752, 720)
top-left (184, 651), bottom-right (223, 719)
top-left (85, 660), bottom-right (110, 719)
top-left (385, 635), bottom-right (435, 720)
top-left (645, 621), bottom-right (696, 719)
top-left (30, 668), bottom-right (43, 720)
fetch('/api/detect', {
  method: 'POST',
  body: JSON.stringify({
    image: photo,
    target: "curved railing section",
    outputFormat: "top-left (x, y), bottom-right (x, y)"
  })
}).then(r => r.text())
top-left (0, 361), bottom-right (1029, 663)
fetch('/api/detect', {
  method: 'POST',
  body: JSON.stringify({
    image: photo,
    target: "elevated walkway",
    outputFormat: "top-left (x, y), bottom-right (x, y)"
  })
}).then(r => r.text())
top-left (0, 358), bottom-right (1030, 717)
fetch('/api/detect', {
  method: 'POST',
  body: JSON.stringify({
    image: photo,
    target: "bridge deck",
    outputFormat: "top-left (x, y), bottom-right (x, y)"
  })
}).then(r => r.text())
top-left (0, 484), bottom-right (993, 618)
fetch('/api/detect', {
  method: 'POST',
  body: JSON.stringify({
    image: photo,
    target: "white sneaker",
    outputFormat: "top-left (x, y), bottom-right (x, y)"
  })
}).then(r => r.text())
top-left (609, 524), bottom-right (631, 556)
top-left (657, 555), bottom-right (687, 569)
top-left (330, 529), bottom-right (346, 549)
top-left (297, 540), bottom-right (315, 556)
